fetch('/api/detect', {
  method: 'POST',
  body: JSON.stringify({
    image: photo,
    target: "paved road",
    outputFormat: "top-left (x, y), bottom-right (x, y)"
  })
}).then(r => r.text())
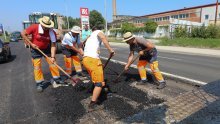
top-left (100, 43), bottom-right (220, 83)
top-left (0, 42), bottom-right (195, 123)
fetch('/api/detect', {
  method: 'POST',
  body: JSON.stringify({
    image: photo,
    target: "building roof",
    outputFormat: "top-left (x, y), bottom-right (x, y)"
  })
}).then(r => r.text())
top-left (141, 3), bottom-right (220, 17)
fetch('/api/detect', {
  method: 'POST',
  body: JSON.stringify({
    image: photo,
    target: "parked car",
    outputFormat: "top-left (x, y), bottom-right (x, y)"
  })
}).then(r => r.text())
top-left (0, 39), bottom-right (11, 62)
top-left (10, 31), bottom-right (22, 42)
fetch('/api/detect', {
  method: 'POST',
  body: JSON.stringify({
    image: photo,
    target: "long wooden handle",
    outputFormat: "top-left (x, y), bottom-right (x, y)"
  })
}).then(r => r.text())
top-left (103, 52), bottom-right (114, 70)
top-left (114, 54), bottom-right (140, 82)
top-left (25, 39), bottom-right (72, 79)
top-left (36, 47), bottom-right (71, 79)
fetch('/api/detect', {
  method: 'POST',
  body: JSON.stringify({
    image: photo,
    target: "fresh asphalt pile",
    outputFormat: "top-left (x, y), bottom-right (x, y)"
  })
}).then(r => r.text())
top-left (44, 59), bottom-right (165, 123)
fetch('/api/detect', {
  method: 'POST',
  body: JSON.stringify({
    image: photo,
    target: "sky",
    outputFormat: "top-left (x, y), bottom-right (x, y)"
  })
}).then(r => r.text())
top-left (0, 0), bottom-right (218, 32)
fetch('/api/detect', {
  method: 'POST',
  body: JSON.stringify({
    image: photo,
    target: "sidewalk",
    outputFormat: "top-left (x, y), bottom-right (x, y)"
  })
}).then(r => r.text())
top-left (109, 42), bottom-right (220, 58)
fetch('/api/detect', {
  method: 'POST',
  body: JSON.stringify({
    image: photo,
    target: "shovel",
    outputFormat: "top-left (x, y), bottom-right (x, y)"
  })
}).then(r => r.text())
top-left (26, 40), bottom-right (80, 86)
top-left (103, 52), bottom-right (114, 70)
top-left (113, 54), bottom-right (140, 83)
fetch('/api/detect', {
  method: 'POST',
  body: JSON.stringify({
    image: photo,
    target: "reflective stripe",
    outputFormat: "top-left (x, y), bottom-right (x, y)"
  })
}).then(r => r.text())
top-left (50, 64), bottom-right (56, 67)
top-left (34, 66), bottom-right (41, 70)
top-left (66, 68), bottom-right (71, 70)
top-left (158, 80), bottom-right (165, 83)
top-left (141, 78), bottom-right (147, 80)
top-left (36, 80), bottom-right (44, 83)
top-left (53, 76), bottom-right (60, 79)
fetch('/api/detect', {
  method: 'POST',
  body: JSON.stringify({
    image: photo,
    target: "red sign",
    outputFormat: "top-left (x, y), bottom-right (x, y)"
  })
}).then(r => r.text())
top-left (80, 8), bottom-right (89, 16)
top-left (80, 8), bottom-right (90, 29)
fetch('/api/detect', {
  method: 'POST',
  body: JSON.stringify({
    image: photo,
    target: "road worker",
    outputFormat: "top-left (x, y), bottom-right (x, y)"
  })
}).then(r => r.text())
top-left (123, 32), bottom-right (166, 89)
top-left (21, 16), bottom-right (63, 92)
top-left (61, 26), bottom-right (85, 78)
top-left (82, 25), bottom-right (115, 111)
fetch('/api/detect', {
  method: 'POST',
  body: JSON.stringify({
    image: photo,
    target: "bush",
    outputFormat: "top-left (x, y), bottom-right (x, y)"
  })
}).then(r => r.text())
top-left (174, 26), bottom-right (188, 38)
top-left (190, 25), bottom-right (220, 39)
top-left (144, 20), bottom-right (158, 33)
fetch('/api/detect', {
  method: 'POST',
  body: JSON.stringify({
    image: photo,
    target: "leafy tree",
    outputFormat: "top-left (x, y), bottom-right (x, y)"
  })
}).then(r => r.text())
top-left (62, 16), bottom-right (80, 29)
top-left (89, 10), bottom-right (105, 29)
top-left (144, 20), bottom-right (158, 33)
top-left (120, 22), bottom-right (136, 33)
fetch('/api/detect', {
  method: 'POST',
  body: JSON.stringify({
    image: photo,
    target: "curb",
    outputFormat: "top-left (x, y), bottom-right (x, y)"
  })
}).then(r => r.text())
top-left (101, 57), bottom-right (207, 86)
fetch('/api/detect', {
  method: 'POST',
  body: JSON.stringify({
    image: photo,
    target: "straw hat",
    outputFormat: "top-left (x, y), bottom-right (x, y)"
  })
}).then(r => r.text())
top-left (123, 32), bottom-right (134, 42)
top-left (71, 26), bottom-right (81, 33)
top-left (39, 16), bottom-right (54, 28)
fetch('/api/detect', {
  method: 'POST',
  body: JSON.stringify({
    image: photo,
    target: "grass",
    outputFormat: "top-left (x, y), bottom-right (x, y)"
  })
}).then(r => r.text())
top-left (108, 37), bottom-right (124, 43)
top-left (157, 38), bottom-right (220, 49)
top-left (0, 35), bottom-right (10, 42)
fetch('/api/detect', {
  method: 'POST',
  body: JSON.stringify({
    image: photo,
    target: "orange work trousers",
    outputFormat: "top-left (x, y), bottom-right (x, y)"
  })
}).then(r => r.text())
top-left (32, 58), bottom-right (60, 83)
top-left (82, 57), bottom-right (105, 86)
top-left (63, 55), bottom-right (82, 75)
top-left (137, 60), bottom-right (164, 82)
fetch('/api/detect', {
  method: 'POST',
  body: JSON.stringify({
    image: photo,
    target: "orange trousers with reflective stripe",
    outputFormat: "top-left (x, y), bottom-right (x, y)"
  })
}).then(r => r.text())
top-left (137, 60), bottom-right (164, 82)
top-left (63, 55), bottom-right (82, 75)
top-left (32, 58), bottom-right (60, 83)
top-left (82, 57), bottom-right (105, 86)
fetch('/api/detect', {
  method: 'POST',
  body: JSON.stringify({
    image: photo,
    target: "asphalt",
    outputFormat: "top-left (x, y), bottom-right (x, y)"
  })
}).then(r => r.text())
top-left (101, 42), bottom-right (220, 83)
top-left (0, 42), bottom-right (197, 123)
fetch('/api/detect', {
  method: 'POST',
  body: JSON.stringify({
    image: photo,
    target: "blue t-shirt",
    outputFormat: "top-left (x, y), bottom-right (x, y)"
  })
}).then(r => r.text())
top-left (81, 29), bottom-right (91, 41)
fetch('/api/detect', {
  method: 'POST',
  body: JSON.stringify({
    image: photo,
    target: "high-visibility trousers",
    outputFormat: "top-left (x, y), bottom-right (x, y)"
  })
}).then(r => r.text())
top-left (63, 55), bottom-right (82, 75)
top-left (32, 58), bottom-right (60, 83)
top-left (137, 60), bottom-right (164, 82)
top-left (82, 56), bottom-right (105, 86)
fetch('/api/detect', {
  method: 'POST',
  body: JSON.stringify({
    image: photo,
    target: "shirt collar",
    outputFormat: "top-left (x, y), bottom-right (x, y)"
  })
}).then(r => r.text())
top-left (38, 24), bottom-right (44, 34)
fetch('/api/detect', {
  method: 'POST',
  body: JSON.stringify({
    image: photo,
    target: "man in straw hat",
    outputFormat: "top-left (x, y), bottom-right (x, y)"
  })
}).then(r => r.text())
top-left (61, 26), bottom-right (85, 78)
top-left (21, 16), bottom-right (63, 92)
top-left (82, 25), bottom-right (115, 111)
top-left (123, 32), bottom-right (166, 89)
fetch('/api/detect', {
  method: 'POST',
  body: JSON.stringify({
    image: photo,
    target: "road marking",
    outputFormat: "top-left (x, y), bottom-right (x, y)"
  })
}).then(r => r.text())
top-left (100, 57), bottom-right (207, 86)
top-left (158, 56), bottom-right (182, 61)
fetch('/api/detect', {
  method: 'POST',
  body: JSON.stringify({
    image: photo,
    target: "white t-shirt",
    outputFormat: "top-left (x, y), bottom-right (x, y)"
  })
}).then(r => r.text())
top-left (84, 30), bottom-right (103, 59)
top-left (61, 32), bottom-right (80, 46)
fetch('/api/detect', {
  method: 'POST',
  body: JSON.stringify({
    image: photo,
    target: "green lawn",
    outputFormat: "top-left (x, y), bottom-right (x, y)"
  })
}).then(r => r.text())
top-left (108, 37), bottom-right (124, 43)
top-left (157, 38), bottom-right (220, 49)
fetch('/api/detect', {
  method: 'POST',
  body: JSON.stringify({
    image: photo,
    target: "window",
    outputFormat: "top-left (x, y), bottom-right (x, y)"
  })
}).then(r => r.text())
top-left (186, 14), bottom-right (189, 18)
top-left (205, 15), bottom-right (209, 20)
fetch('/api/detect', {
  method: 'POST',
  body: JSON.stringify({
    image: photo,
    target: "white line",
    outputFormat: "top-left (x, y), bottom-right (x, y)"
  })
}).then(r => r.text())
top-left (158, 56), bottom-right (182, 61)
top-left (100, 57), bottom-right (207, 86)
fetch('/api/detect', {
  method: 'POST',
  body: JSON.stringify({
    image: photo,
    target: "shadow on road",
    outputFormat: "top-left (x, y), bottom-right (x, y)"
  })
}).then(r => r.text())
top-left (0, 55), bottom-right (16, 64)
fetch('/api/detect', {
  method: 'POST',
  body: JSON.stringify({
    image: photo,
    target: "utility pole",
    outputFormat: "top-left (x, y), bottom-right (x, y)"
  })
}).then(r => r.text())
top-left (215, 0), bottom-right (219, 25)
top-left (65, 0), bottom-right (70, 29)
top-left (105, 0), bottom-right (108, 35)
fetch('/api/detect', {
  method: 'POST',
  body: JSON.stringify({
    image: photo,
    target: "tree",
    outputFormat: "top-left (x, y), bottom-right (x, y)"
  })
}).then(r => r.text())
top-left (144, 20), bottom-right (158, 33)
top-left (120, 22), bottom-right (136, 33)
top-left (62, 16), bottom-right (80, 29)
top-left (89, 10), bottom-right (105, 29)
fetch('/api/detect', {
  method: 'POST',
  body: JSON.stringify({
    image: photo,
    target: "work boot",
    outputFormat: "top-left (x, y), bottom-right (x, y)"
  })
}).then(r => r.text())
top-left (136, 80), bottom-right (148, 85)
top-left (36, 82), bottom-right (44, 92)
top-left (88, 101), bottom-right (104, 112)
top-left (54, 78), bottom-right (65, 84)
top-left (157, 81), bottom-right (166, 89)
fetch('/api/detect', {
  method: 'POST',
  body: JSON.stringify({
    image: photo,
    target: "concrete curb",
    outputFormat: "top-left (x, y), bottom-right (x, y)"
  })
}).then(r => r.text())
top-left (101, 57), bottom-right (207, 86)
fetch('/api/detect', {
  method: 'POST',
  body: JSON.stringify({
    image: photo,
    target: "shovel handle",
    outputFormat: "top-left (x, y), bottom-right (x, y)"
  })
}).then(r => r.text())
top-left (25, 39), bottom-right (77, 84)
top-left (103, 52), bottom-right (114, 70)
top-left (114, 54), bottom-right (140, 83)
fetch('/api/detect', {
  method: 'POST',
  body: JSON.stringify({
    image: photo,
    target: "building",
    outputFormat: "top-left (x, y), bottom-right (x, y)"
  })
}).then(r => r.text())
top-left (109, 3), bottom-right (220, 37)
